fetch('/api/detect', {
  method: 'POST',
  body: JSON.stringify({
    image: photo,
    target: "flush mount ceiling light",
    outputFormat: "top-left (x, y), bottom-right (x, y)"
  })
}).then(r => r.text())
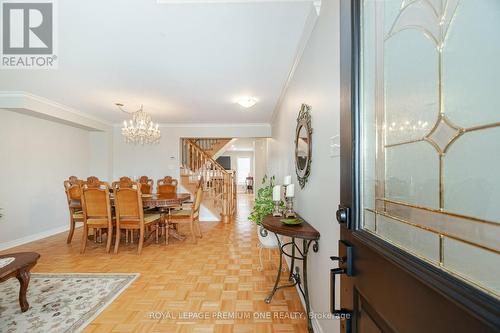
top-left (116, 103), bottom-right (161, 145)
top-left (237, 97), bottom-right (258, 108)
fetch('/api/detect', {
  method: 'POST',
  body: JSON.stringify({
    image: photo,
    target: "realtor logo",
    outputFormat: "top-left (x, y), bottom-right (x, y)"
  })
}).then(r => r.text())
top-left (1, 0), bottom-right (57, 68)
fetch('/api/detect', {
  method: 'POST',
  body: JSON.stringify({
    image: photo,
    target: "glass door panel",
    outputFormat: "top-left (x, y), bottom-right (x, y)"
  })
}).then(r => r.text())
top-left (360, 0), bottom-right (500, 298)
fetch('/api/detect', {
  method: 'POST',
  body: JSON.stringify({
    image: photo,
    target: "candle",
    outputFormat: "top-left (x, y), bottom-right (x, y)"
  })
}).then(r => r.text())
top-left (284, 175), bottom-right (291, 185)
top-left (286, 184), bottom-right (295, 197)
top-left (273, 185), bottom-right (281, 201)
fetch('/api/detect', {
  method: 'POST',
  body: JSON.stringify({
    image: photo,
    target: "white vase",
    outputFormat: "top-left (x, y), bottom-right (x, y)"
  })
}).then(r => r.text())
top-left (257, 226), bottom-right (279, 248)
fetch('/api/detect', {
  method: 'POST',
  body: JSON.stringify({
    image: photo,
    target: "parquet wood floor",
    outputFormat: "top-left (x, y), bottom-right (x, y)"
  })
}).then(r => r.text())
top-left (1, 194), bottom-right (308, 333)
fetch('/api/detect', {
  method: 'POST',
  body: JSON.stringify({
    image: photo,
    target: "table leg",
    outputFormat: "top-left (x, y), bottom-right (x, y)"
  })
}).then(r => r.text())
top-left (289, 237), bottom-right (295, 281)
top-left (265, 233), bottom-right (283, 304)
top-left (302, 239), bottom-right (313, 333)
top-left (16, 268), bottom-right (31, 312)
top-left (168, 228), bottom-right (186, 241)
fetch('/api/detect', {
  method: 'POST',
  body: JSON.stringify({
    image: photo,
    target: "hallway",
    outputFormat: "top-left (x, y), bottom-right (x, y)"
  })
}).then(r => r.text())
top-left (0, 194), bottom-right (308, 333)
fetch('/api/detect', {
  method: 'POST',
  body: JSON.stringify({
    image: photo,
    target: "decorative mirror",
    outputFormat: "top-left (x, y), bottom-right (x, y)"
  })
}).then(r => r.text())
top-left (295, 104), bottom-right (312, 188)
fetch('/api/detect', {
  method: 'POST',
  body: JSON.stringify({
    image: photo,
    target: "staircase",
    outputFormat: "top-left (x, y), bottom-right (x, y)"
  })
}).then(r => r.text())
top-left (180, 138), bottom-right (236, 223)
top-left (190, 138), bottom-right (232, 158)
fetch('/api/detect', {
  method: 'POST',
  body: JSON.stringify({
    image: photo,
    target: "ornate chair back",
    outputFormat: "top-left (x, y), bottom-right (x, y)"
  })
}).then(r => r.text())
top-left (81, 181), bottom-right (112, 224)
top-left (64, 176), bottom-right (83, 201)
top-left (86, 176), bottom-right (101, 188)
top-left (138, 176), bottom-right (153, 194)
top-left (157, 176), bottom-right (178, 195)
top-left (113, 180), bottom-right (144, 223)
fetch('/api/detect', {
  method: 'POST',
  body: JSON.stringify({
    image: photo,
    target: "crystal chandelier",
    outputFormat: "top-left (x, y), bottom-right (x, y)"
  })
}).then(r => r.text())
top-left (117, 103), bottom-right (161, 144)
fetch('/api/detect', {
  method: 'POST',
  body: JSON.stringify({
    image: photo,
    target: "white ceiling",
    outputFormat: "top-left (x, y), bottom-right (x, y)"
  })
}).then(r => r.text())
top-left (0, 0), bottom-right (314, 124)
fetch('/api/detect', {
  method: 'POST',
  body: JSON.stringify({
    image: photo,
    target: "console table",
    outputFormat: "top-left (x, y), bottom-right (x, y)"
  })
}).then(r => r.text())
top-left (261, 214), bottom-right (320, 333)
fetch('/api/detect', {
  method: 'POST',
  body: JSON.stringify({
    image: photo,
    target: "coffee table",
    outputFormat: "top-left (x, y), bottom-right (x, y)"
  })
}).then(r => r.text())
top-left (0, 252), bottom-right (40, 312)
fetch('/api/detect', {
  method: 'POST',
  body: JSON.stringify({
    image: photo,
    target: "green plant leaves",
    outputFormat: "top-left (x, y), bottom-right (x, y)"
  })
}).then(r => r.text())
top-left (249, 175), bottom-right (282, 225)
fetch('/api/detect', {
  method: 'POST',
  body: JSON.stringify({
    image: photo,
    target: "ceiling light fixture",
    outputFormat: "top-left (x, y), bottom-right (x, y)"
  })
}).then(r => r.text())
top-left (237, 97), bottom-right (257, 108)
top-left (116, 103), bottom-right (161, 145)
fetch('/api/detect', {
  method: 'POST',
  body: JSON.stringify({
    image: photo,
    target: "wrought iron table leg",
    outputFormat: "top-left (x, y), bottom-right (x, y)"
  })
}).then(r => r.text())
top-left (303, 239), bottom-right (313, 333)
top-left (265, 233), bottom-right (283, 304)
top-left (289, 237), bottom-right (295, 281)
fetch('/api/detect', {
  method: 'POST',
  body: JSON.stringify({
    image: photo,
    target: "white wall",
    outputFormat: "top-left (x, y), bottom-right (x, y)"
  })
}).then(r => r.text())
top-left (0, 109), bottom-right (91, 249)
top-left (254, 138), bottom-right (268, 191)
top-left (267, 1), bottom-right (341, 332)
top-left (89, 131), bottom-right (114, 181)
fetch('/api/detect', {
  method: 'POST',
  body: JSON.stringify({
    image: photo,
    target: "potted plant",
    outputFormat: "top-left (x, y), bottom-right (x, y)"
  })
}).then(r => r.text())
top-left (249, 175), bottom-right (283, 248)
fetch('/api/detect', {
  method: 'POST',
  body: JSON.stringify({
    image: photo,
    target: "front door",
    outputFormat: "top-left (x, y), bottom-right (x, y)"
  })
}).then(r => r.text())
top-left (335, 0), bottom-right (500, 332)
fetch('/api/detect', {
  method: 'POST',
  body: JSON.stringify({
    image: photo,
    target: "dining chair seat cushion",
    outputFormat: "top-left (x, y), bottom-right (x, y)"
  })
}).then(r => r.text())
top-left (144, 213), bottom-right (161, 224)
top-left (170, 209), bottom-right (192, 217)
top-left (87, 217), bottom-right (115, 225)
top-left (72, 212), bottom-right (84, 219)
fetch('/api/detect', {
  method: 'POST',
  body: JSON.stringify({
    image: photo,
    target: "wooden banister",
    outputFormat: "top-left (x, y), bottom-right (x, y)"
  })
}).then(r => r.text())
top-left (181, 139), bottom-right (236, 223)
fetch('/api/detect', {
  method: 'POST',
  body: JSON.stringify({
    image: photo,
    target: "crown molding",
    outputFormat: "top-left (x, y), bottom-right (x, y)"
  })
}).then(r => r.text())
top-left (269, 2), bottom-right (320, 123)
top-left (0, 91), bottom-right (112, 132)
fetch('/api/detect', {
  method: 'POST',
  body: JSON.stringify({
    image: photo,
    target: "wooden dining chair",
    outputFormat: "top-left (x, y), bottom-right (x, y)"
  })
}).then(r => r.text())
top-left (113, 177), bottom-right (161, 254)
top-left (64, 176), bottom-right (84, 244)
top-left (168, 178), bottom-right (203, 244)
top-left (157, 176), bottom-right (178, 195)
top-left (80, 180), bottom-right (114, 254)
top-left (138, 176), bottom-right (154, 194)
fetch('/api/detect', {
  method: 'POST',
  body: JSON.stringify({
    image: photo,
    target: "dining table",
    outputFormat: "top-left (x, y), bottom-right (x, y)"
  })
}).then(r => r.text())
top-left (136, 193), bottom-right (192, 241)
top-left (69, 193), bottom-right (192, 210)
top-left (135, 192), bottom-right (191, 208)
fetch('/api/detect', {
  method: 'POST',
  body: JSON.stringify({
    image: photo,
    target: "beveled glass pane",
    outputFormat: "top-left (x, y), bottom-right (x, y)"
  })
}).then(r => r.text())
top-left (386, 141), bottom-right (439, 209)
top-left (443, 238), bottom-right (500, 297)
top-left (426, 117), bottom-right (460, 153)
top-left (377, 214), bottom-right (440, 263)
top-left (364, 209), bottom-right (376, 232)
top-left (443, 0), bottom-right (500, 128)
top-left (382, 199), bottom-right (499, 252)
top-left (385, 30), bottom-right (437, 145)
top-left (444, 127), bottom-right (500, 223)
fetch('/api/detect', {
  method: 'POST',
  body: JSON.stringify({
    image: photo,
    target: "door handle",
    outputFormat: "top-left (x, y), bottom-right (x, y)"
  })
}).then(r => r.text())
top-left (331, 241), bottom-right (353, 320)
top-left (330, 259), bottom-right (351, 316)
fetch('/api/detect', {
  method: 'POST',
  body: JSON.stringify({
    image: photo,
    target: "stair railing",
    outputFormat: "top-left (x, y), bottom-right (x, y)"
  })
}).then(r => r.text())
top-left (180, 138), bottom-right (236, 223)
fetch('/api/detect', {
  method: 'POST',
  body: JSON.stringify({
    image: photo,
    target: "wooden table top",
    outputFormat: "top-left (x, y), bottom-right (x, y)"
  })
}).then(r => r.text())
top-left (72, 193), bottom-right (191, 209)
top-left (141, 193), bottom-right (191, 207)
top-left (261, 214), bottom-right (320, 240)
top-left (0, 252), bottom-right (40, 279)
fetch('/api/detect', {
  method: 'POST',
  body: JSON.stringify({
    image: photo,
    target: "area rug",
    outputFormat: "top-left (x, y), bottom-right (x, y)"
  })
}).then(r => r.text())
top-left (0, 273), bottom-right (139, 333)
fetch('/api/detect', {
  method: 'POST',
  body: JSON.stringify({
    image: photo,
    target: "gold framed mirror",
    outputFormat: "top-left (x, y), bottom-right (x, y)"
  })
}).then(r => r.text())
top-left (295, 104), bottom-right (312, 188)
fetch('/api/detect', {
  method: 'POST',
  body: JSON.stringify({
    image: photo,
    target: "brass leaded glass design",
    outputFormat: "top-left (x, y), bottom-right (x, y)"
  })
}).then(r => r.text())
top-left (361, 0), bottom-right (500, 298)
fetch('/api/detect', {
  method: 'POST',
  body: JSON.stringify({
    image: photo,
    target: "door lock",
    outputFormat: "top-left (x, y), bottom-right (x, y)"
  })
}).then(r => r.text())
top-left (336, 205), bottom-right (350, 225)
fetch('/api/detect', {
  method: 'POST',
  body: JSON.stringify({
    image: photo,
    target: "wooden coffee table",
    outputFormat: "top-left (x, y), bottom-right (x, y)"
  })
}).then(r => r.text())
top-left (0, 252), bottom-right (40, 312)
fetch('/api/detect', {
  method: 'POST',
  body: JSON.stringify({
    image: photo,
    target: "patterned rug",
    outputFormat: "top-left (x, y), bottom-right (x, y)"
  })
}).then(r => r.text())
top-left (0, 273), bottom-right (139, 333)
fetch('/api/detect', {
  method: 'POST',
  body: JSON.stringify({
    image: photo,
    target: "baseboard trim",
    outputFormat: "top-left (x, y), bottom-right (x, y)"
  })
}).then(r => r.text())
top-left (0, 224), bottom-right (69, 251)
